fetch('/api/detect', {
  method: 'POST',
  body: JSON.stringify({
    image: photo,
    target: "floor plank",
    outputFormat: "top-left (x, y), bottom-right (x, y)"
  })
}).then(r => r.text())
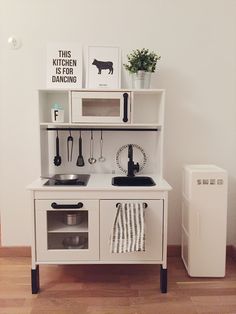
top-left (0, 256), bottom-right (235, 313)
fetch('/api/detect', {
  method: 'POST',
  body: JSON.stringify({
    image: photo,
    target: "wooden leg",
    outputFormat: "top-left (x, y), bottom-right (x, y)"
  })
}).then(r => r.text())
top-left (160, 265), bottom-right (167, 293)
top-left (31, 265), bottom-right (40, 294)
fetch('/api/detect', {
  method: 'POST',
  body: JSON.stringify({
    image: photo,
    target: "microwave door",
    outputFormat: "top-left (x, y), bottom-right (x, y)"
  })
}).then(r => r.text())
top-left (71, 92), bottom-right (130, 124)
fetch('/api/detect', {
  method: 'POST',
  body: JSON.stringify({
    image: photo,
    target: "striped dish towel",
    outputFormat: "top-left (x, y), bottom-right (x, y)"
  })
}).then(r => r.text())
top-left (110, 202), bottom-right (146, 253)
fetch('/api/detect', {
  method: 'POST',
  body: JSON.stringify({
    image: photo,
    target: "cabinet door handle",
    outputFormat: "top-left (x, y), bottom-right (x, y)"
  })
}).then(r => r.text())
top-left (123, 93), bottom-right (129, 123)
top-left (116, 202), bottom-right (148, 208)
top-left (51, 202), bottom-right (83, 209)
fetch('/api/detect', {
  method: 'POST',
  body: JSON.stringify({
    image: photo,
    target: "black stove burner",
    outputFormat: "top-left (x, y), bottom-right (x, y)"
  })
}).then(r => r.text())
top-left (57, 180), bottom-right (85, 185)
top-left (44, 179), bottom-right (86, 186)
top-left (44, 174), bottom-right (90, 186)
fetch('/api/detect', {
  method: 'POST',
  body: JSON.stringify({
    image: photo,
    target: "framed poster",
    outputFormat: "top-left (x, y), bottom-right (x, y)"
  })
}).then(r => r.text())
top-left (86, 46), bottom-right (121, 88)
top-left (47, 43), bottom-right (82, 88)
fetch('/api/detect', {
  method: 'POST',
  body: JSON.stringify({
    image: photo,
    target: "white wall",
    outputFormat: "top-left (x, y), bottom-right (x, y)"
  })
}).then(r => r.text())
top-left (0, 0), bottom-right (236, 246)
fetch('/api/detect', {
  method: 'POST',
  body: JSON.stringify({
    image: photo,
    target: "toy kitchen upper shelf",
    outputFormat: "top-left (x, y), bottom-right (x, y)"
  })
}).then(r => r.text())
top-left (39, 89), bottom-right (165, 128)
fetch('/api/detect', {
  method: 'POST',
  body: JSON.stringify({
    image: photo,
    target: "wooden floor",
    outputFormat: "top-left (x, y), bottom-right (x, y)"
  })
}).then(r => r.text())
top-left (0, 257), bottom-right (235, 314)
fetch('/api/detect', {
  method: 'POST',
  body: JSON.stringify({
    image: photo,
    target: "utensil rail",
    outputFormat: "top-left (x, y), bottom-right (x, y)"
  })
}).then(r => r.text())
top-left (46, 127), bottom-right (159, 132)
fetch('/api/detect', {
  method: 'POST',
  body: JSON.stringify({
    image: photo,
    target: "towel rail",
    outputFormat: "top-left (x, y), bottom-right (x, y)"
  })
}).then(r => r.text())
top-left (116, 202), bottom-right (148, 208)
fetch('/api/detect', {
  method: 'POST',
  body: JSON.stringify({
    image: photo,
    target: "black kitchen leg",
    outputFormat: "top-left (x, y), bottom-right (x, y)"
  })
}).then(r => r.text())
top-left (160, 265), bottom-right (167, 293)
top-left (31, 265), bottom-right (40, 294)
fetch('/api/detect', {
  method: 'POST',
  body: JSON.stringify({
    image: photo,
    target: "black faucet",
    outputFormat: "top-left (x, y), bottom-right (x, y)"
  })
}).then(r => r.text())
top-left (127, 144), bottom-right (139, 177)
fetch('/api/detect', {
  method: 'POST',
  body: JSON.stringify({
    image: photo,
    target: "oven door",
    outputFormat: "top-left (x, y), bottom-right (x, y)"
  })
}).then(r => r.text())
top-left (35, 199), bottom-right (99, 262)
top-left (71, 91), bottom-right (130, 124)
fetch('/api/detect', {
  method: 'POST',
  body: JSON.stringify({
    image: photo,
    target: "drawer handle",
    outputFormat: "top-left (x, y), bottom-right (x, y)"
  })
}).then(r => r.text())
top-left (51, 202), bottom-right (83, 209)
top-left (116, 202), bottom-right (148, 208)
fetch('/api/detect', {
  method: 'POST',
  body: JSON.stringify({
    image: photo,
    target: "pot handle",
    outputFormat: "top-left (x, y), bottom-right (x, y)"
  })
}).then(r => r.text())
top-left (51, 202), bottom-right (83, 209)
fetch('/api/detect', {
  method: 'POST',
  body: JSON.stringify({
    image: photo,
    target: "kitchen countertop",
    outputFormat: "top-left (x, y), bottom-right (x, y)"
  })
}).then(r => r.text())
top-left (27, 174), bottom-right (172, 191)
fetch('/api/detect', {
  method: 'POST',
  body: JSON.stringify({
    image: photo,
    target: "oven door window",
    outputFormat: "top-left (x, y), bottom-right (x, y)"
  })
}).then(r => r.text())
top-left (82, 98), bottom-right (120, 117)
top-left (47, 210), bottom-right (88, 250)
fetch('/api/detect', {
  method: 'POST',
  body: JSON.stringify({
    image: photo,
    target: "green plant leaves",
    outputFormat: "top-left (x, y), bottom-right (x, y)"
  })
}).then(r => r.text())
top-left (124, 48), bottom-right (161, 73)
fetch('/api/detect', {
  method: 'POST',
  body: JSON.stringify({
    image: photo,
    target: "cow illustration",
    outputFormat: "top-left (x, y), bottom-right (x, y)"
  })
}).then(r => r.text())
top-left (92, 59), bottom-right (113, 74)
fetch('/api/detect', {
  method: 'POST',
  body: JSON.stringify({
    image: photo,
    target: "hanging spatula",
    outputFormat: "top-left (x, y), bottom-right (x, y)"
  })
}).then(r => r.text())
top-left (76, 130), bottom-right (85, 167)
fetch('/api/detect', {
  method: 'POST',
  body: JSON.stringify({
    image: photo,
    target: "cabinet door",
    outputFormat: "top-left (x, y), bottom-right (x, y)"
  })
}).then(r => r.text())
top-left (35, 200), bottom-right (99, 262)
top-left (100, 200), bottom-right (163, 262)
top-left (71, 92), bottom-right (130, 124)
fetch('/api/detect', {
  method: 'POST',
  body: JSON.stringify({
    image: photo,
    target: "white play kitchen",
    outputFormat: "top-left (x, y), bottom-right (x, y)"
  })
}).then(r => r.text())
top-left (28, 89), bottom-right (172, 294)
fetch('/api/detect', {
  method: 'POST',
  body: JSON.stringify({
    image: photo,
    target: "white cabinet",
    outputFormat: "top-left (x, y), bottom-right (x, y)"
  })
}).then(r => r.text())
top-left (35, 199), bottom-right (99, 262)
top-left (30, 88), bottom-right (170, 294)
top-left (181, 165), bottom-right (227, 277)
top-left (30, 190), bottom-right (169, 294)
top-left (71, 91), bottom-right (131, 124)
top-left (34, 198), bottom-right (164, 263)
top-left (100, 199), bottom-right (163, 262)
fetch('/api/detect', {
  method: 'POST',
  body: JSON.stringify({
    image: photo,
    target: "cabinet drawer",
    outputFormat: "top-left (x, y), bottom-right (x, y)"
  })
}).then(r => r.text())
top-left (100, 199), bottom-right (163, 262)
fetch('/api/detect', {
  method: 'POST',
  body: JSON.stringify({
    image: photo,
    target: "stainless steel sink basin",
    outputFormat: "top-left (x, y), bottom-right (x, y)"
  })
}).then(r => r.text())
top-left (112, 176), bottom-right (156, 186)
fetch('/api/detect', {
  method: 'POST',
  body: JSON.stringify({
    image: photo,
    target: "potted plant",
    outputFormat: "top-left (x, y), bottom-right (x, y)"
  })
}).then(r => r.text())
top-left (124, 48), bottom-right (161, 88)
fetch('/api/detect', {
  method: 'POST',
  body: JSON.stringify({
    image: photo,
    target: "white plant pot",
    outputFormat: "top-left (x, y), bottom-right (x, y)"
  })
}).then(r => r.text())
top-left (131, 71), bottom-right (151, 89)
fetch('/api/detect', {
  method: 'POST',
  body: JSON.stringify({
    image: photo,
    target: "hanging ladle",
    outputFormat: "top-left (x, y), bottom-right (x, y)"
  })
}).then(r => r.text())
top-left (88, 130), bottom-right (96, 164)
top-left (98, 130), bottom-right (105, 162)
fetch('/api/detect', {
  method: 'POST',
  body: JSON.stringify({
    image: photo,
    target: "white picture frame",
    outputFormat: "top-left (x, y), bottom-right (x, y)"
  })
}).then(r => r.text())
top-left (47, 42), bottom-right (82, 89)
top-left (86, 46), bottom-right (121, 89)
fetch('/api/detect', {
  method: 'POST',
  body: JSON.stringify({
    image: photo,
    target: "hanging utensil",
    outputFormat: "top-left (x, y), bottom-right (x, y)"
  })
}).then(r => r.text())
top-left (67, 129), bottom-right (73, 162)
top-left (76, 130), bottom-right (85, 167)
top-left (88, 130), bottom-right (96, 164)
top-left (98, 130), bottom-right (105, 162)
top-left (53, 130), bottom-right (62, 166)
